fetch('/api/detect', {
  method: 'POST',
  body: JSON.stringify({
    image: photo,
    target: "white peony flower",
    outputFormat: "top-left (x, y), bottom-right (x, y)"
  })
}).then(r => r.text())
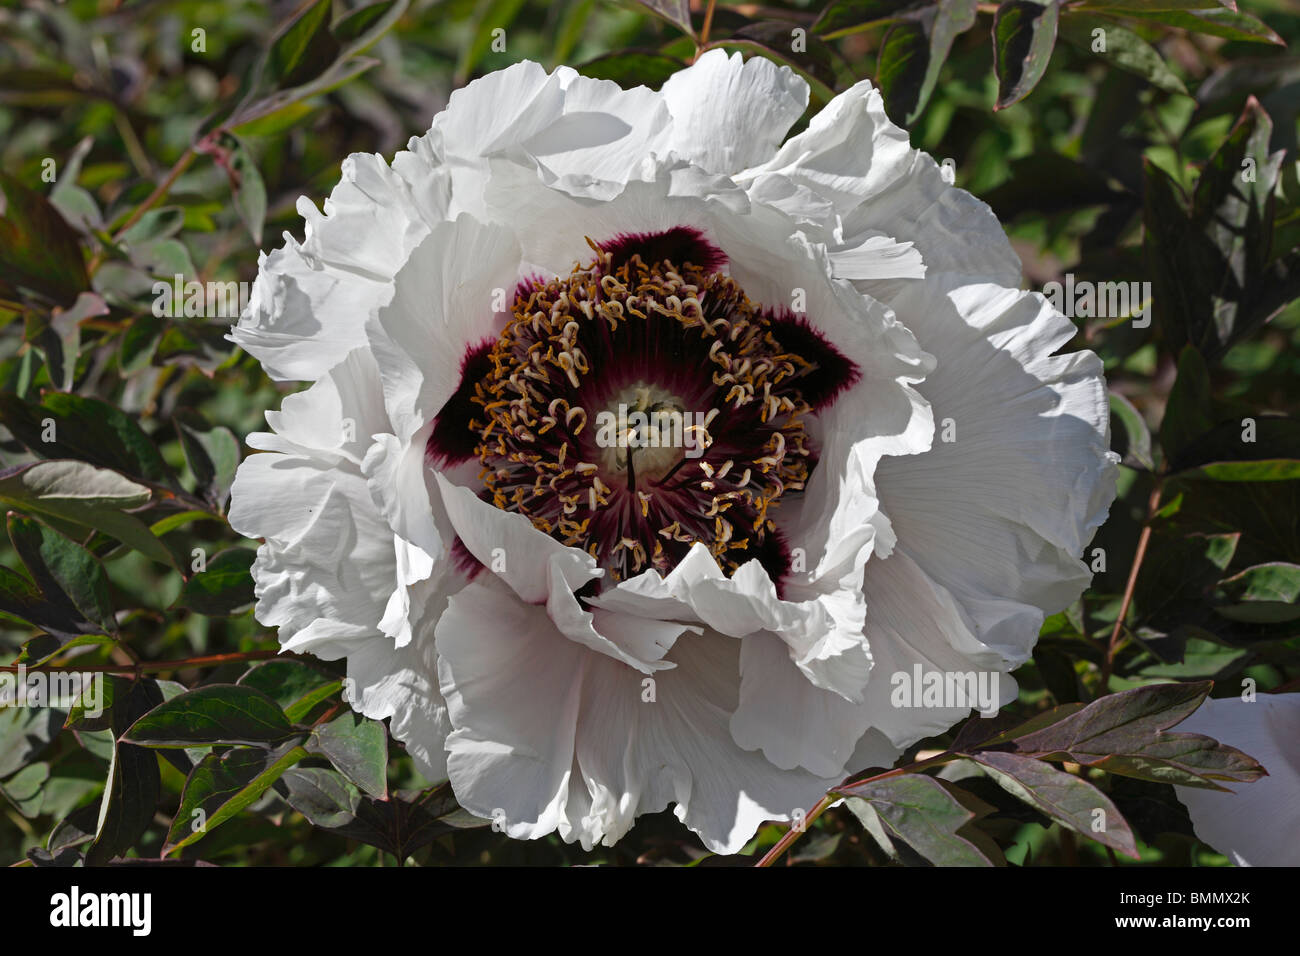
top-left (1174, 693), bottom-right (1300, 866)
top-left (228, 51), bottom-right (1117, 853)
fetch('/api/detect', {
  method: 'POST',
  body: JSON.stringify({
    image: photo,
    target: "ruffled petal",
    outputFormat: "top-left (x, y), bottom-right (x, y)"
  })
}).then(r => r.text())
top-left (660, 49), bottom-right (808, 175)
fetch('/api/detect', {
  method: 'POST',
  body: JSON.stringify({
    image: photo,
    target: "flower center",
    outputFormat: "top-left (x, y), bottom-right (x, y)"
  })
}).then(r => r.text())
top-left (445, 236), bottom-right (853, 586)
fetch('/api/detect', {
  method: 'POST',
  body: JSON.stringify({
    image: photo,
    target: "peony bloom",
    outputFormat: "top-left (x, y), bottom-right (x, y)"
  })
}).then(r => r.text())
top-left (1174, 693), bottom-right (1299, 866)
top-left (228, 51), bottom-right (1117, 853)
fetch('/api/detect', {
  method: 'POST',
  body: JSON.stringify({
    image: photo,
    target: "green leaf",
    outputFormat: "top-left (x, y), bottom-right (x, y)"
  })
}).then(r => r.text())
top-left (1, 761), bottom-right (50, 817)
top-left (1109, 391), bottom-right (1155, 470)
top-left (173, 409), bottom-right (238, 511)
top-left (1159, 346), bottom-right (1213, 464)
top-left (0, 706), bottom-right (61, 779)
top-left (118, 313), bottom-right (164, 374)
top-left (86, 739), bottom-right (159, 864)
top-left (332, 1), bottom-right (401, 45)
top-left (877, 0), bottom-right (977, 124)
top-left (0, 391), bottom-right (171, 485)
top-left (278, 767), bottom-right (360, 827)
top-left (1170, 417), bottom-right (1300, 481)
top-left (64, 674), bottom-right (124, 733)
top-left (269, 0), bottom-right (340, 89)
top-left (1091, 7), bottom-right (1282, 46)
top-left (969, 752), bottom-right (1139, 857)
top-left (0, 171), bottom-right (88, 306)
top-left (0, 460), bottom-right (176, 569)
top-left (173, 548), bottom-right (255, 616)
top-left (8, 513), bottom-right (113, 632)
top-left (1214, 563), bottom-right (1300, 623)
top-left (813, 0), bottom-right (935, 40)
top-left (839, 774), bottom-right (996, 865)
top-left (24, 291), bottom-right (106, 392)
top-left (1147, 99), bottom-right (1286, 358)
top-left (216, 133), bottom-right (267, 245)
top-left (238, 660), bottom-right (339, 723)
top-left (577, 51), bottom-right (688, 89)
top-left (308, 711), bottom-right (388, 798)
top-left (124, 684), bottom-right (295, 748)
top-left (992, 0), bottom-right (1060, 111)
top-left (1059, 14), bottom-right (1186, 95)
top-left (164, 742), bottom-right (308, 854)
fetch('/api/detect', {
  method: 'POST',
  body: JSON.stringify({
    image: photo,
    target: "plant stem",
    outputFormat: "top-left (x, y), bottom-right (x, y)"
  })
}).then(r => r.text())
top-left (87, 146), bottom-right (197, 274)
top-left (700, 0), bottom-right (718, 46)
top-left (0, 647), bottom-right (283, 675)
top-left (755, 752), bottom-right (955, 867)
top-left (1101, 481), bottom-right (1163, 688)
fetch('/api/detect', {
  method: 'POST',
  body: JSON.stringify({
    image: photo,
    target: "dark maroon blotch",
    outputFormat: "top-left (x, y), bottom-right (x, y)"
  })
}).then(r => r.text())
top-left (599, 226), bottom-right (727, 274)
top-left (427, 339), bottom-right (495, 467)
top-left (764, 309), bottom-right (861, 411)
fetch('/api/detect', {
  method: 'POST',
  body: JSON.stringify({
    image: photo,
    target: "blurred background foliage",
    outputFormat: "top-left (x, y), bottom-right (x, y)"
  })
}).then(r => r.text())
top-left (0, 0), bottom-right (1297, 867)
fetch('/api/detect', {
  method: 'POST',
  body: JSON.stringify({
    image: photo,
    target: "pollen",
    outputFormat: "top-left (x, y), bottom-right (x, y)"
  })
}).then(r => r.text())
top-left (461, 238), bottom-right (843, 585)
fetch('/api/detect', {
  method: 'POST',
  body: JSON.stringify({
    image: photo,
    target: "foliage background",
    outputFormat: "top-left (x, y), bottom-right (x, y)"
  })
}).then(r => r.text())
top-left (0, 0), bottom-right (1297, 867)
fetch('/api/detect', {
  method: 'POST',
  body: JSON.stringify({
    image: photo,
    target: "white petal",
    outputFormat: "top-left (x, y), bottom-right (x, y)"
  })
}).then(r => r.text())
top-left (874, 280), bottom-right (1118, 661)
top-left (660, 49), bottom-right (808, 175)
top-left (855, 548), bottom-right (1018, 752)
top-left (232, 153), bottom-right (443, 382)
top-left (731, 632), bottom-right (873, 777)
top-left (437, 579), bottom-right (837, 853)
top-left (345, 567), bottom-right (461, 783)
top-left (229, 453), bottom-right (396, 657)
top-left (366, 214), bottom-right (521, 443)
top-left (1174, 693), bottom-right (1300, 867)
top-left (738, 80), bottom-right (1021, 291)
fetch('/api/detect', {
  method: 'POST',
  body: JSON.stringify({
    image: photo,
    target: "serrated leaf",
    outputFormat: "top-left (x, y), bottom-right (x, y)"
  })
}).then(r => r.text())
top-left (992, 0), bottom-right (1060, 111)
top-left (124, 684), bottom-right (295, 747)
